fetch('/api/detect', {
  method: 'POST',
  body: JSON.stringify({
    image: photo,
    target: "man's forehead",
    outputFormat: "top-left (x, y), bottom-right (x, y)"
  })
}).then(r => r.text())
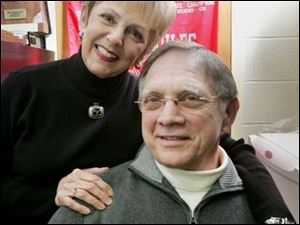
top-left (142, 82), bottom-right (210, 96)
top-left (147, 51), bottom-right (203, 76)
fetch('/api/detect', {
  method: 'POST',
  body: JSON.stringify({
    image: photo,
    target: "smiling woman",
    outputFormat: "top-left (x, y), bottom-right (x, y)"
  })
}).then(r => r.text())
top-left (1, 1), bottom-right (176, 224)
top-left (79, 1), bottom-right (176, 78)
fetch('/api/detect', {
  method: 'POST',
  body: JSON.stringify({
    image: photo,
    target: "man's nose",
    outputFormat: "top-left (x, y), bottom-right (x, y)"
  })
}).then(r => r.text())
top-left (157, 101), bottom-right (185, 126)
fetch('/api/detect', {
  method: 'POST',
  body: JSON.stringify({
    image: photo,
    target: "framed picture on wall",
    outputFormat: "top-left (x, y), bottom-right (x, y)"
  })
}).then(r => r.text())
top-left (27, 31), bottom-right (46, 49)
top-left (1, 1), bottom-right (51, 35)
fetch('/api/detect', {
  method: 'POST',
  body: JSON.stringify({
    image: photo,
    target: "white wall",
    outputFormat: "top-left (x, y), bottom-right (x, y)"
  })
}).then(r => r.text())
top-left (231, 1), bottom-right (299, 141)
top-left (45, 1), bottom-right (57, 59)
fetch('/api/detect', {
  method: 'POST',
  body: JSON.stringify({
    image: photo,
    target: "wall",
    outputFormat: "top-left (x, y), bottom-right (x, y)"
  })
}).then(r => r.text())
top-left (231, 1), bottom-right (299, 141)
top-left (45, 1), bottom-right (57, 59)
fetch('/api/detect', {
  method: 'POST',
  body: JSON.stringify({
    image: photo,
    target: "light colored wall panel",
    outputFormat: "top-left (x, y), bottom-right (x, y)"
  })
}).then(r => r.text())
top-left (243, 39), bottom-right (299, 81)
top-left (243, 82), bottom-right (299, 123)
top-left (234, 2), bottom-right (298, 37)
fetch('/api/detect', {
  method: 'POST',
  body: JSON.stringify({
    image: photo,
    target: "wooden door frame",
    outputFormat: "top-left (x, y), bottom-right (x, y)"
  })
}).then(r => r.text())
top-left (218, 1), bottom-right (231, 69)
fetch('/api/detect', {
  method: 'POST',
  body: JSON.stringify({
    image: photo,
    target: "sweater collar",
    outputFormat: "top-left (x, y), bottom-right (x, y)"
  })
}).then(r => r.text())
top-left (154, 148), bottom-right (228, 192)
top-left (129, 144), bottom-right (243, 189)
top-left (63, 49), bottom-right (127, 101)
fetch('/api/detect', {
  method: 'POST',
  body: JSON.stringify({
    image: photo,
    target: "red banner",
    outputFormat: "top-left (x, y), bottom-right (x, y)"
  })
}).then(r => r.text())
top-left (65, 1), bottom-right (218, 75)
top-left (66, 1), bottom-right (83, 56)
top-left (162, 1), bottom-right (218, 52)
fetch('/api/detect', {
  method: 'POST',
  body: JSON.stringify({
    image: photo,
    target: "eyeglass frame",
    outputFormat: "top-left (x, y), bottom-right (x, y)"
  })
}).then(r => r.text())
top-left (134, 94), bottom-right (220, 113)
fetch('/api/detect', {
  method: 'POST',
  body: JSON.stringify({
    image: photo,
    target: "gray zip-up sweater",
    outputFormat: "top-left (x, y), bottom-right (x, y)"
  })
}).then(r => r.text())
top-left (49, 145), bottom-right (255, 224)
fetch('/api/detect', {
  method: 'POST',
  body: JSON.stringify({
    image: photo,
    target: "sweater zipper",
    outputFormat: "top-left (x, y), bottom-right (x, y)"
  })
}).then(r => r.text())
top-left (191, 216), bottom-right (196, 224)
top-left (130, 168), bottom-right (198, 223)
top-left (162, 189), bottom-right (197, 224)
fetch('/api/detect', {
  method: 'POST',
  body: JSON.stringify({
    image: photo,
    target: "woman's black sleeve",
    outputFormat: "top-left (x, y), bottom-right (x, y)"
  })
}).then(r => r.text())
top-left (220, 133), bottom-right (295, 224)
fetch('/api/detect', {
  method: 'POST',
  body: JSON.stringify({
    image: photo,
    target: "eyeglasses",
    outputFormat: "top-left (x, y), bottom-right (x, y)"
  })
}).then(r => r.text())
top-left (135, 93), bottom-right (219, 113)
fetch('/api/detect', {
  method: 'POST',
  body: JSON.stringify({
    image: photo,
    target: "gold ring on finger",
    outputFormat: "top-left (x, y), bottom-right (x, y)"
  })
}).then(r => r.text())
top-left (72, 188), bottom-right (77, 198)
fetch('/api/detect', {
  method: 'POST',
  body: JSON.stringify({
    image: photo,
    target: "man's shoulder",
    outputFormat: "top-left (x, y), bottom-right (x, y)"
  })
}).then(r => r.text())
top-left (49, 206), bottom-right (83, 224)
top-left (99, 161), bottom-right (134, 185)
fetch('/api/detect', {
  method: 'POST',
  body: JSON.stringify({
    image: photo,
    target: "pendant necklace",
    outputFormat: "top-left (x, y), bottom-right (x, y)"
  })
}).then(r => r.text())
top-left (78, 82), bottom-right (105, 119)
top-left (80, 87), bottom-right (106, 120)
top-left (79, 73), bottom-right (121, 119)
top-left (88, 102), bottom-right (104, 119)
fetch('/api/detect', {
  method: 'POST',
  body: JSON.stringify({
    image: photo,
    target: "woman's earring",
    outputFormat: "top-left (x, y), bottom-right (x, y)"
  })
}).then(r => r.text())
top-left (134, 61), bottom-right (142, 70)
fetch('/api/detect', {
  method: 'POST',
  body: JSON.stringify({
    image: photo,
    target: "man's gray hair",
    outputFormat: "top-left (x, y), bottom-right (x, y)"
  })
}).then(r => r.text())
top-left (139, 41), bottom-right (238, 103)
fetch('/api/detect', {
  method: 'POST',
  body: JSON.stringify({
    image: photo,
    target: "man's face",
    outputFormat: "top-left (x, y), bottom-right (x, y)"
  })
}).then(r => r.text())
top-left (141, 50), bottom-right (226, 171)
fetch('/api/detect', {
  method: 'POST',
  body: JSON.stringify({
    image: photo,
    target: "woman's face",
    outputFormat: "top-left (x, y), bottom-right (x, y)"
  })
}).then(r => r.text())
top-left (81, 2), bottom-right (151, 78)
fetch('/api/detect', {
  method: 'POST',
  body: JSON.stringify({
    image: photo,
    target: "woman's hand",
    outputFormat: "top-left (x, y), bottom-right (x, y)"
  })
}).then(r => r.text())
top-left (55, 167), bottom-right (113, 214)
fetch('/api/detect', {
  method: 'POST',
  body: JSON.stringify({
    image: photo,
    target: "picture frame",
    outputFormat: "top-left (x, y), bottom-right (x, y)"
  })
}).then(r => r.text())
top-left (27, 31), bottom-right (46, 49)
top-left (1, 1), bottom-right (51, 35)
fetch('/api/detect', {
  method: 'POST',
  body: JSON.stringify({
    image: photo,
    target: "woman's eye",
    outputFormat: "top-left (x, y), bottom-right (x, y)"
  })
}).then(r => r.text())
top-left (128, 28), bottom-right (144, 42)
top-left (101, 14), bottom-right (115, 24)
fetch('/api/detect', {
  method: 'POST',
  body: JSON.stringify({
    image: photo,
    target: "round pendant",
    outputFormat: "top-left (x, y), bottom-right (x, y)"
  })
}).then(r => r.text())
top-left (88, 103), bottom-right (104, 119)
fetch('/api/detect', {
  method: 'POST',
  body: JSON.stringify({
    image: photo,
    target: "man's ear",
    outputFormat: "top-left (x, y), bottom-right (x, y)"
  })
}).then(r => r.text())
top-left (221, 97), bottom-right (240, 134)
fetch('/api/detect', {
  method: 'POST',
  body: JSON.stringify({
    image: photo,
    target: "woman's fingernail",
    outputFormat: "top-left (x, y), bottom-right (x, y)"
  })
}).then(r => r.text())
top-left (106, 198), bottom-right (112, 205)
top-left (83, 209), bottom-right (91, 214)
